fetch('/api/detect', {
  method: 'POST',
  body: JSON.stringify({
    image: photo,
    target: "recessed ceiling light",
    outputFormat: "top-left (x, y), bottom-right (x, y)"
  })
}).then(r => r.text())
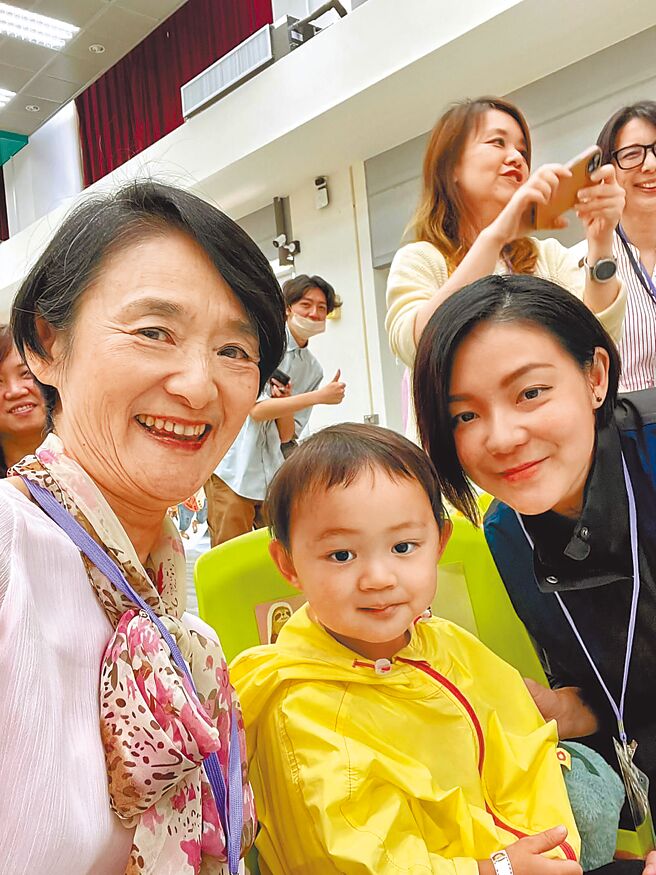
top-left (89, 43), bottom-right (105, 54)
top-left (0, 2), bottom-right (79, 50)
top-left (0, 87), bottom-right (16, 108)
top-left (25, 104), bottom-right (40, 112)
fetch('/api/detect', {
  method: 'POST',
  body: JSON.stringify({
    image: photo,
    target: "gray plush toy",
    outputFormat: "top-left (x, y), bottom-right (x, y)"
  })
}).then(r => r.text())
top-left (559, 741), bottom-right (625, 872)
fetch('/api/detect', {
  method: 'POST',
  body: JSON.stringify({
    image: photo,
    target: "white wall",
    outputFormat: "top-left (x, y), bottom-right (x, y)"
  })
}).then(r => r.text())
top-left (285, 163), bottom-right (376, 431)
top-left (3, 101), bottom-right (83, 237)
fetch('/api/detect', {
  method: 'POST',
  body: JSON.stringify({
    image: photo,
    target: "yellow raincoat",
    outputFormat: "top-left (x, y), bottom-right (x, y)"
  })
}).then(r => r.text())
top-left (231, 605), bottom-right (580, 875)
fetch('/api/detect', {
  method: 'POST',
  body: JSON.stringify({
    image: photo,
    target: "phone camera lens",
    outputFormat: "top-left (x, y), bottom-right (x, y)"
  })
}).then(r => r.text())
top-left (589, 154), bottom-right (601, 173)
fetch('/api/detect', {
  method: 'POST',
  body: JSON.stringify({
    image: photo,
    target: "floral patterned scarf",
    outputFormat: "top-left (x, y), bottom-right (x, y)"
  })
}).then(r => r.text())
top-left (11, 433), bottom-right (256, 874)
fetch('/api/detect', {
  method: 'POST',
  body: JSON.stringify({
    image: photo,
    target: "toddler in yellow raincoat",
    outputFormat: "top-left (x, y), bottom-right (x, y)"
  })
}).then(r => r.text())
top-left (231, 423), bottom-right (582, 875)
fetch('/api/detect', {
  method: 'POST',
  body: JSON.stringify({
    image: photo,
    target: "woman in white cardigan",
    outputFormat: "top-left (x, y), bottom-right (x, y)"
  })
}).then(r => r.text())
top-left (386, 96), bottom-right (627, 370)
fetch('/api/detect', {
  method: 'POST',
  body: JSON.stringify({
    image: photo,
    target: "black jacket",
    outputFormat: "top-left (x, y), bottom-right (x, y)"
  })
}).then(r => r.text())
top-left (485, 390), bottom-right (656, 809)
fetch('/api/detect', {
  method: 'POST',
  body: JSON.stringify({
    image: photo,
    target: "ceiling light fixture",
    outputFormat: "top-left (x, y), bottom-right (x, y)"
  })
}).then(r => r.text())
top-left (89, 43), bottom-right (105, 54)
top-left (25, 104), bottom-right (40, 112)
top-left (0, 87), bottom-right (16, 108)
top-left (0, 3), bottom-right (79, 50)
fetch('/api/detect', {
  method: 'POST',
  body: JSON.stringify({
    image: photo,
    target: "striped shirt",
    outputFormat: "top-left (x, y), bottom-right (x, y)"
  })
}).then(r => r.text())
top-left (615, 231), bottom-right (656, 392)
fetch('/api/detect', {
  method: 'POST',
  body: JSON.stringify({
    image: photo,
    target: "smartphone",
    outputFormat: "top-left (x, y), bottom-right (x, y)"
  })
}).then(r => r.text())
top-left (527, 145), bottom-right (602, 230)
top-left (271, 368), bottom-right (291, 386)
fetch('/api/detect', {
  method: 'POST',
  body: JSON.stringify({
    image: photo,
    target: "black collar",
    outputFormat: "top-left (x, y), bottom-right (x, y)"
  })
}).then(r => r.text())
top-left (522, 421), bottom-right (632, 593)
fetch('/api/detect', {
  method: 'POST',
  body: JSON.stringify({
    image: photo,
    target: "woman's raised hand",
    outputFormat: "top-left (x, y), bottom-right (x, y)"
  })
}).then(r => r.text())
top-left (486, 164), bottom-right (573, 246)
top-left (575, 163), bottom-right (625, 254)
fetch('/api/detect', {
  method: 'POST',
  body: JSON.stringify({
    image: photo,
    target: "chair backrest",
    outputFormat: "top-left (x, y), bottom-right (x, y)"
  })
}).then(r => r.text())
top-left (195, 512), bottom-right (546, 682)
top-left (195, 527), bottom-right (298, 662)
top-left (437, 510), bottom-right (546, 682)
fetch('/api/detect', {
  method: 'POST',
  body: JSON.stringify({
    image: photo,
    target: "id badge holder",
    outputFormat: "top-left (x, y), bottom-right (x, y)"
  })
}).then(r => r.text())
top-left (614, 737), bottom-right (656, 856)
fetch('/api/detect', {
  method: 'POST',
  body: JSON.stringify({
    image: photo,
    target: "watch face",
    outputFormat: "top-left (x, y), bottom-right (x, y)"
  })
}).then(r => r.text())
top-left (595, 259), bottom-right (617, 281)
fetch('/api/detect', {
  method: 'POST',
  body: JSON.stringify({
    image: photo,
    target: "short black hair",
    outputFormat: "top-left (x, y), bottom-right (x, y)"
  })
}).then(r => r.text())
top-left (597, 100), bottom-right (656, 164)
top-left (11, 180), bottom-right (287, 426)
top-left (282, 274), bottom-right (342, 314)
top-left (413, 274), bottom-right (621, 524)
top-left (266, 422), bottom-right (446, 550)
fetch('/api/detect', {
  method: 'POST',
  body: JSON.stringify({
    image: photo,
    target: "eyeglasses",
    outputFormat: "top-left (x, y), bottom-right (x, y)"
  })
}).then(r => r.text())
top-left (612, 141), bottom-right (656, 170)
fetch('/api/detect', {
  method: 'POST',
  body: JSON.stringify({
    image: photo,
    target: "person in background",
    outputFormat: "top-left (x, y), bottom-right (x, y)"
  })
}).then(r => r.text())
top-left (597, 100), bottom-right (656, 390)
top-left (0, 325), bottom-right (46, 477)
top-left (386, 96), bottom-right (626, 385)
top-left (206, 274), bottom-right (346, 546)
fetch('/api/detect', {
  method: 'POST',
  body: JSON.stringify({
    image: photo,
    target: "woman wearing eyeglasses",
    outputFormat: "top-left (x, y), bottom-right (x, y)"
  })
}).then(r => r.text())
top-left (597, 101), bottom-right (656, 391)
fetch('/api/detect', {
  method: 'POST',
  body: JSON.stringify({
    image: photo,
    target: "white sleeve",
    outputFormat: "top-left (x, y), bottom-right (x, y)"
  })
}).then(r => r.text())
top-left (0, 493), bottom-right (15, 612)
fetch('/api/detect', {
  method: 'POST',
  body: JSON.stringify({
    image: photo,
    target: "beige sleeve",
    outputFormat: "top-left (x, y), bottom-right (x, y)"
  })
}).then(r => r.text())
top-left (536, 237), bottom-right (626, 344)
top-left (385, 242), bottom-right (450, 368)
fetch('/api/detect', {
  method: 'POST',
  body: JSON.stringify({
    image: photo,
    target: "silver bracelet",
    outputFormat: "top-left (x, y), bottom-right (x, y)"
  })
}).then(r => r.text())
top-left (490, 850), bottom-right (514, 875)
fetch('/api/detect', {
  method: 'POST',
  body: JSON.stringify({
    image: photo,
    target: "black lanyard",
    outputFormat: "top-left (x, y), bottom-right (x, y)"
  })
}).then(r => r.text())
top-left (617, 225), bottom-right (656, 305)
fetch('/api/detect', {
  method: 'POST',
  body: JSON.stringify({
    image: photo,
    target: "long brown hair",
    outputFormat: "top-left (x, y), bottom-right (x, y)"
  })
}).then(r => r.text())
top-left (410, 96), bottom-right (538, 275)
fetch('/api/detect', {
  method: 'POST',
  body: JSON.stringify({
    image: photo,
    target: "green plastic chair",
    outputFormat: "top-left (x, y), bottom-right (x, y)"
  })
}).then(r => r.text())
top-left (436, 506), bottom-right (546, 683)
top-left (194, 511), bottom-right (546, 681)
top-left (195, 527), bottom-right (297, 663)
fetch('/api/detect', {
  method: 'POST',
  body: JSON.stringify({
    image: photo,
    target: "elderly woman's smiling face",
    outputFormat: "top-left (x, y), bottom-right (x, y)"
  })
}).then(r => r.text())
top-left (31, 230), bottom-right (261, 509)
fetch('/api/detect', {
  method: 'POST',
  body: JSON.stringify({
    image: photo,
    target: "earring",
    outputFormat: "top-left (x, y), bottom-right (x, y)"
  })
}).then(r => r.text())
top-left (594, 394), bottom-right (601, 404)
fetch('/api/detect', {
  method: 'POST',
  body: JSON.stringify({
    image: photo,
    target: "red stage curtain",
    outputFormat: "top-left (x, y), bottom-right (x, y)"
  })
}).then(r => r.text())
top-left (76, 0), bottom-right (272, 186)
top-left (0, 166), bottom-right (8, 241)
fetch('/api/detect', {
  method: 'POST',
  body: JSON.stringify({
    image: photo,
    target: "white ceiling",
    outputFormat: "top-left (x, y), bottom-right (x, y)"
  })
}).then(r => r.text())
top-left (0, 0), bottom-right (189, 136)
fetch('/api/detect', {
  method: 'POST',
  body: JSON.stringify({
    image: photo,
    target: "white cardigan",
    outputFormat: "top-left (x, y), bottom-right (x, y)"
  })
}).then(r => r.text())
top-left (385, 237), bottom-right (627, 368)
top-left (0, 480), bottom-right (134, 875)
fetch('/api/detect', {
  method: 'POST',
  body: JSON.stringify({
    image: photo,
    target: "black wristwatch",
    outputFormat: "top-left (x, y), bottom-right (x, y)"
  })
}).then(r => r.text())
top-left (584, 255), bottom-right (618, 283)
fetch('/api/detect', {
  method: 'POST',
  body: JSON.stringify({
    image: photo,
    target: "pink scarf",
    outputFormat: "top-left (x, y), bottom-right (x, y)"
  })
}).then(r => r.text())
top-left (11, 434), bottom-right (256, 874)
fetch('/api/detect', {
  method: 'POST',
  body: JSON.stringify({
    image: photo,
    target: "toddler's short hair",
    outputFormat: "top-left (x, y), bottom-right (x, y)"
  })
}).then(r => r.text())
top-left (267, 422), bottom-right (446, 550)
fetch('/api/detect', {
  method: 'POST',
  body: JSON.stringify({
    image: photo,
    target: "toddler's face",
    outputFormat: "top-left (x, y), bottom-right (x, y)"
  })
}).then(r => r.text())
top-left (272, 469), bottom-right (449, 661)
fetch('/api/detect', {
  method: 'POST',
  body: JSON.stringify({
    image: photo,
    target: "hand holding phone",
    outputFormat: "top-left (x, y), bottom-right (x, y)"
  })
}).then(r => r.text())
top-left (270, 368), bottom-right (292, 398)
top-left (271, 368), bottom-right (291, 386)
top-left (526, 146), bottom-right (602, 230)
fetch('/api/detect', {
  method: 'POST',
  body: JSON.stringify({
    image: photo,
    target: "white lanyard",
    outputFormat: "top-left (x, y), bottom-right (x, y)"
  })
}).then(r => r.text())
top-left (515, 454), bottom-right (640, 743)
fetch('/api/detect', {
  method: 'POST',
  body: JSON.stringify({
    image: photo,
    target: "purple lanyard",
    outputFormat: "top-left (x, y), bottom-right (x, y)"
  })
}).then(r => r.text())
top-left (22, 477), bottom-right (243, 874)
top-left (514, 454), bottom-right (640, 744)
top-left (617, 225), bottom-right (656, 304)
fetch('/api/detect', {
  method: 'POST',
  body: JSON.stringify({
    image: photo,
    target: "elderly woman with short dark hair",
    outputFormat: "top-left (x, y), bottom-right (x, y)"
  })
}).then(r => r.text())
top-left (0, 181), bottom-right (286, 875)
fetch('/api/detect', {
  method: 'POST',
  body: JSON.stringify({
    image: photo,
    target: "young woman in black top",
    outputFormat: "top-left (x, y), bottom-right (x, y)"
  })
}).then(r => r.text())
top-left (413, 274), bottom-right (656, 843)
